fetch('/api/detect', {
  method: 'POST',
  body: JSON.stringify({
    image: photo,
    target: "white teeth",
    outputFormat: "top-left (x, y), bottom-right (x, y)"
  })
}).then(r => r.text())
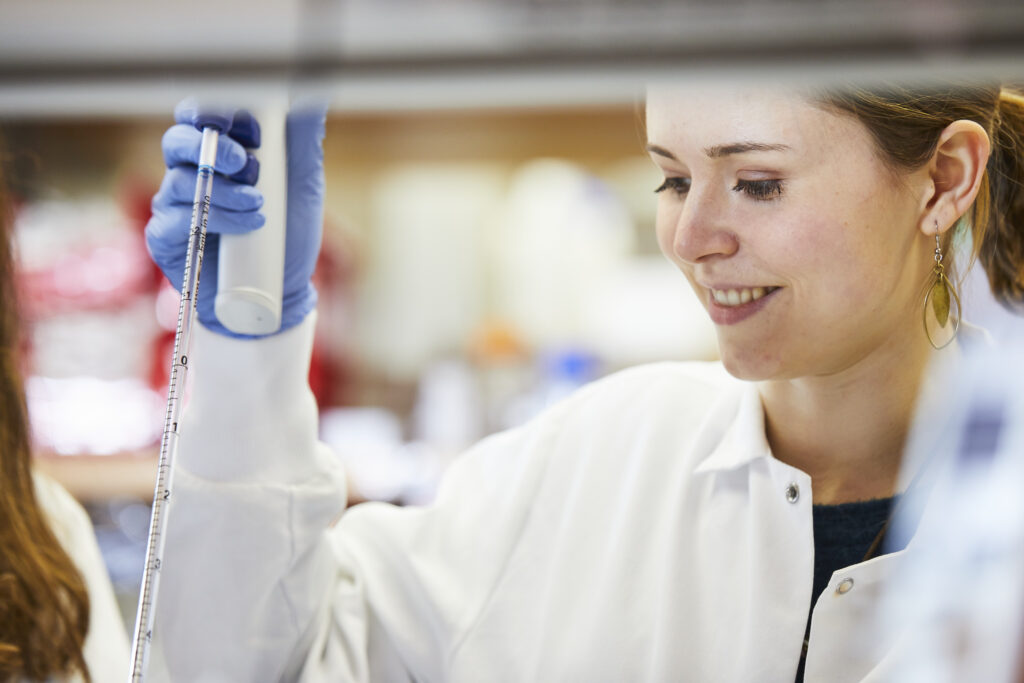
top-left (711, 286), bottom-right (775, 307)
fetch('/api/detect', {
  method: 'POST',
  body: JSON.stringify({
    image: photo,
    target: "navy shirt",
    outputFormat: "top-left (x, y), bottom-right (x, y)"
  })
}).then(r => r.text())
top-left (795, 497), bottom-right (897, 683)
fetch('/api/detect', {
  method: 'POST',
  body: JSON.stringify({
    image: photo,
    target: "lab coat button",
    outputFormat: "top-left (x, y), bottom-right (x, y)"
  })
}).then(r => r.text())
top-left (836, 578), bottom-right (854, 595)
top-left (785, 483), bottom-right (800, 503)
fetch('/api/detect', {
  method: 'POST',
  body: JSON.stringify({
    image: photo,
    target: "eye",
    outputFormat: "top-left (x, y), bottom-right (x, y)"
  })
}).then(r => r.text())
top-left (654, 177), bottom-right (691, 196)
top-left (733, 179), bottom-right (783, 201)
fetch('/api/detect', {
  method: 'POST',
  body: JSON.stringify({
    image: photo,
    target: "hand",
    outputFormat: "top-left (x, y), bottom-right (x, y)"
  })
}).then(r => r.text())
top-left (145, 100), bottom-right (326, 338)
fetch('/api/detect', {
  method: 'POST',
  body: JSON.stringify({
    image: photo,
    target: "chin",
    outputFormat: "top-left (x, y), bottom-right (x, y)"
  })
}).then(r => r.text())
top-left (717, 343), bottom-right (785, 382)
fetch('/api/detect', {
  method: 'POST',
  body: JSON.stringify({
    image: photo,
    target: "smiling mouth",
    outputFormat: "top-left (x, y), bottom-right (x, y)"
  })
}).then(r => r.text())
top-left (709, 286), bottom-right (780, 307)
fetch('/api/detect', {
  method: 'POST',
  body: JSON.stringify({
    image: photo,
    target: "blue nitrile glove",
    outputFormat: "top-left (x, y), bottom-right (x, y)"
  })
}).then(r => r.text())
top-left (145, 100), bottom-right (326, 338)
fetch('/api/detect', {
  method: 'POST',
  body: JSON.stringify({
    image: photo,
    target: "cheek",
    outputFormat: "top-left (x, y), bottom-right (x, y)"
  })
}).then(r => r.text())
top-left (807, 178), bottom-right (916, 298)
top-left (756, 209), bottom-right (837, 280)
top-left (790, 214), bottom-right (903, 323)
top-left (764, 210), bottom-right (879, 322)
top-left (654, 203), bottom-right (679, 261)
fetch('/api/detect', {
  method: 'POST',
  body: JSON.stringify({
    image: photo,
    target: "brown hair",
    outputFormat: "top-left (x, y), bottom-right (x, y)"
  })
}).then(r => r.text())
top-left (817, 84), bottom-right (1024, 308)
top-left (0, 158), bottom-right (91, 680)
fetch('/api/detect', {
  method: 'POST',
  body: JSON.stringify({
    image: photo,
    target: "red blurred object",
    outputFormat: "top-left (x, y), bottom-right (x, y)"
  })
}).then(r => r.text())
top-left (18, 235), bottom-right (154, 316)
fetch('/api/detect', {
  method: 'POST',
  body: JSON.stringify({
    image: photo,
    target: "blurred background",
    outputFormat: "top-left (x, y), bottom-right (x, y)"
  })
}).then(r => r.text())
top-left (2, 0), bottom-right (1024, 634)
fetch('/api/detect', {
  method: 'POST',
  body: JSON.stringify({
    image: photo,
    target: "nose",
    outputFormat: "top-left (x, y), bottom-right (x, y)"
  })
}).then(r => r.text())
top-left (664, 188), bottom-right (740, 266)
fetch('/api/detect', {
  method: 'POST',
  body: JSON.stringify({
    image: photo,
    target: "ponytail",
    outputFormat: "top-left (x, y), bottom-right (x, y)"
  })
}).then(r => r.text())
top-left (977, 88), bottom-right (1024, 307)
top-left (818, 83), bottom-right (1024, 309)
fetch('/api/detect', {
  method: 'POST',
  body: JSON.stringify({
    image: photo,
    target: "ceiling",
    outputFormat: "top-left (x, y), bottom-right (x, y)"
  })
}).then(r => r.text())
top-left (1, 0), bottom-right (1022, 116)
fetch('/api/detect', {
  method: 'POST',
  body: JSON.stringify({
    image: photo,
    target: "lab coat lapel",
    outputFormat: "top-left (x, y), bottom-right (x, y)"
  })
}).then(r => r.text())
top-left (693, 381), bottom-right (772, 475)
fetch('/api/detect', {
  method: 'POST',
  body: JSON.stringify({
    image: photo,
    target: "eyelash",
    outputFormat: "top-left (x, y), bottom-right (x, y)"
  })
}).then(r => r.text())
top-left (654, 177), bottom-right (784, 201)
top-left (654, 177), bottom-right (690, 195)
top-left (733, 179), bottom-right (783, 200)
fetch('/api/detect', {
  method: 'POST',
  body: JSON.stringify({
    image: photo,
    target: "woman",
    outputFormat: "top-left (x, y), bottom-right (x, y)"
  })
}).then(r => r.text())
top-left (146, 85), bottom-right (1024, 681)
top-left (0, 172), bottom-right (129, 679)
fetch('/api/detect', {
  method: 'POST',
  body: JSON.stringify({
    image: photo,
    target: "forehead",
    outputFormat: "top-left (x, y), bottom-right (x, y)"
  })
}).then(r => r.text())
top-left (645, 85), bottom-right (862, 159)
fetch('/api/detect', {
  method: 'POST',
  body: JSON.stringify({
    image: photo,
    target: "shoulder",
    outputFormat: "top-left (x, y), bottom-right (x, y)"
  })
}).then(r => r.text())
top-left (553, 360), bottom-right (742, 425)
top-left (32, 470), bottom-right (132, 676)
top-left (590, 360), bottom-right (738, 395)
top-left (443, 361), bottom-right (741, 474)
top-left (32, 470), bottom-right (93, 548)
top-left (31, 470), bottom-right (111, 606)
top-left (426, 361), bottom-right (746, 507)
top-left (518, 360), bottom-right (747, 466)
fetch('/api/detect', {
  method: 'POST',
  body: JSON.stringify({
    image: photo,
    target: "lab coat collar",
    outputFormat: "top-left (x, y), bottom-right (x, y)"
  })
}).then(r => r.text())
top-left (692, 380), bottom-right (772, 475)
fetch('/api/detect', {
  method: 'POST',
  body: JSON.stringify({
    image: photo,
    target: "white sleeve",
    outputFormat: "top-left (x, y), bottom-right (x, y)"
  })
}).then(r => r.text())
top-left (33, 472), bottom-right (131, 682)
top-left (151, 314), bottom-right (348, 681)
top-left (152, 314), bottom-right (551, 682)
top-left (299, 421), bottom-right (555, 681)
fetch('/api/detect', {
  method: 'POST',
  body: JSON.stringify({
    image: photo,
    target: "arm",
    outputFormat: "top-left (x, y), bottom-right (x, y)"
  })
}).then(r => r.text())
top-left (153, 311), bottom-right (555, 681)
top-left (152, 315), bottom-right (350, 681)
top-left (144, 103), bottom-right (547, 681)
top-left (146, 103), bottom-right (349, 680)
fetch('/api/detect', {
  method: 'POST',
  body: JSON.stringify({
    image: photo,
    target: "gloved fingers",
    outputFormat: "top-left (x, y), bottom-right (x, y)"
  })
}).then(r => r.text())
top-left (174, 99), bottom-right (234, 130)
top-left (173, 101), bottom-right (260, 147)
top-left (230, 154), bottom-right (260, 186)
top-left (147, 196), bottom-right (265, 246)
top-left (286, 104), bottom-right (327, 170)
top-left (227, 110), bottom-right (260, 148)
top-left (277, 102), bottom-right (326, 319)
top-left (162, 124), bottom-right (249, 175)
top-left (205, 205), bottom-right (266, 234)
top-left (145, 223), bottom-right (221, 288)
top-left (285, 103), bottom-right (327, 256)
top-left (145, 203), bottom-right (190, 261)
top-left (157, 166), bottom-right (264, 212)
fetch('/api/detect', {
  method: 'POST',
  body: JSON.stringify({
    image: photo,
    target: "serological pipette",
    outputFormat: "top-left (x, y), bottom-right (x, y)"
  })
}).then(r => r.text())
top-left (128, 109), bottom-right (234, 682)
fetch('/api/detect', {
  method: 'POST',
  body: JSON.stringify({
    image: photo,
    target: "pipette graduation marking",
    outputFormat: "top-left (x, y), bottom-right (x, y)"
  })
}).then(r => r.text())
top-left (128, 125), bottom-right (221, 681)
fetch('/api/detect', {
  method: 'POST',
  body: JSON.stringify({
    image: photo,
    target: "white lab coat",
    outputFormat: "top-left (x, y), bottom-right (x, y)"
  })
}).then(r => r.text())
top-left (33, 472), bottom-right (130, 682)
top-left (153, 315), bottom-right (932, 682)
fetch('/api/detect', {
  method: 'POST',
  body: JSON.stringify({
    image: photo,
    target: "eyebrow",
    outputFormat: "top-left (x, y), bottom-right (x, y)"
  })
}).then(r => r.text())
top-left (646, 141), bottom-right (791, 160)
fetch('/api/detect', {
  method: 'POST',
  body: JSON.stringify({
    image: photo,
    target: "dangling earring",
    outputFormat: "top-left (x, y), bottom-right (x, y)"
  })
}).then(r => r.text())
top-left (923, 223), bottom-right (960, 349)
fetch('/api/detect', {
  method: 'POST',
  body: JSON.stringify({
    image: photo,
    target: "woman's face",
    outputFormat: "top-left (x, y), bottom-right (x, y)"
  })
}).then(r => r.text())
top-left (646, 87), bottom-right (934, 381)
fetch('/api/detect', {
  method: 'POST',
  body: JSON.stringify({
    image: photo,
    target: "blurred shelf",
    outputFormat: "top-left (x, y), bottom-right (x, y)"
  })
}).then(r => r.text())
top-left (1, 1), bottom-right (1023, 117)
top-left (34, 450), bottom-right (158, 503)
top-left (33, 448), bottom-right (370, 505)
top-left (3, 0), bottom-right (1024, 68)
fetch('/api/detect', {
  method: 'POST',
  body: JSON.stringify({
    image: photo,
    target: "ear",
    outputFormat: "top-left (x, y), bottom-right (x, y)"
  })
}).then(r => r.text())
top-left (919, 120), bottom-right (991, 236)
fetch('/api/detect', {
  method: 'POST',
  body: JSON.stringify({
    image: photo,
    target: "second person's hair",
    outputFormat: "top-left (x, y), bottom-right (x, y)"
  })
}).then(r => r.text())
top-left (0, 161), bottom-right (91, 681)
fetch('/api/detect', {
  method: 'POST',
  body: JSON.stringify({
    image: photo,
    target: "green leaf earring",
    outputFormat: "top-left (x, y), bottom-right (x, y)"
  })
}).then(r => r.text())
top-left (923, 222), bottom-right (961, 349)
